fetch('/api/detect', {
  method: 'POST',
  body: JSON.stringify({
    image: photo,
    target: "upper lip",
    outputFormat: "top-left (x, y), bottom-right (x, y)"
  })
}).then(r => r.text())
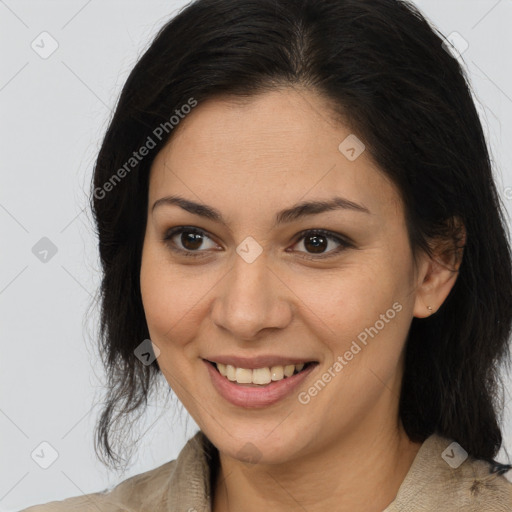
top-left (203, 355), bottom-right (318, 369)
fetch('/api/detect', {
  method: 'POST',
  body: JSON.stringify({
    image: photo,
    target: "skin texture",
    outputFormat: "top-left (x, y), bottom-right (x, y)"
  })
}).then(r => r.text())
top-left (140, 87), bottom-right (463, 512)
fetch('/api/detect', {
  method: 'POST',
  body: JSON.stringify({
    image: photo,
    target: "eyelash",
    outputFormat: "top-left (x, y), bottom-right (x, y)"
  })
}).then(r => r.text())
top-left (162, 226), bottom-right (353, 260)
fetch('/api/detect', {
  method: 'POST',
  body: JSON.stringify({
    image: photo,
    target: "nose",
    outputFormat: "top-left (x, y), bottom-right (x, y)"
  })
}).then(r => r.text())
top-left (210, 251), bottom-right (293, 340)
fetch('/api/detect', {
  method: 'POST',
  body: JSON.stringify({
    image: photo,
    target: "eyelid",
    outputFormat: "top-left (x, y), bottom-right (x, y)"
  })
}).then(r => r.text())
top-left (162, 226), bottom-right (353, 259)
top-left (289, 228), bottom-right (353, 259)
top-left (163, 226), bottom-right (220, 256)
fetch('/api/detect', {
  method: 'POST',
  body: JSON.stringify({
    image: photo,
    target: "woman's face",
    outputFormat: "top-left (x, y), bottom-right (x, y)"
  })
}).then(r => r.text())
top-left (140, 88), bottom-right (431, 464)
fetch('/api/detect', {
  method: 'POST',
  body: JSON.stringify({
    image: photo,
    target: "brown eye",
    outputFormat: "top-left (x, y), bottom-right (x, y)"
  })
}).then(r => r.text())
top-left (180, 231), bottom-right (204, 251)
top-left (163, 227), bottom-right (219, 256)
top-left (303, 233), bottom-right (329, 253)
top-left (291, 229), bottom-right (353, 259)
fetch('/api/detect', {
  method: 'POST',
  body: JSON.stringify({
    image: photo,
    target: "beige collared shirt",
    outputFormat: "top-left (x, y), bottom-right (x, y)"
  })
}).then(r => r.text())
top-left (20, 430), bottom-right (512, 511)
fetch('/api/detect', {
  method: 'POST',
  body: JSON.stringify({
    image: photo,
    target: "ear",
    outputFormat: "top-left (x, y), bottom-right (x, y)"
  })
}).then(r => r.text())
top-left (413, 217), bottom-right (466, 318)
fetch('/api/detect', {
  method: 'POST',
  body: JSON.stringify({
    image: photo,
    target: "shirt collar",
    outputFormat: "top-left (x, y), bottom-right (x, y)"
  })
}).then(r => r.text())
top-left (167, 430), bottom-right (217, 511)
top-left (166, 430), bottom-right (510, 511)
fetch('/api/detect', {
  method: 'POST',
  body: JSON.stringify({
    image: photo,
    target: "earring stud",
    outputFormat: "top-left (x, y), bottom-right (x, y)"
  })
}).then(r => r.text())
top-left (427, 305), bottom-right (433, 314)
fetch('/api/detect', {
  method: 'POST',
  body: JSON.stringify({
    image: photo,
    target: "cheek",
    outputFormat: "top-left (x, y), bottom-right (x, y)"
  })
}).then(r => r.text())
top-left (140, 246), bottom-right (191, 346)
top-left (307, 263), bottom-right (387, 327)
top-left (304, 250), bottom-right (413, 361)
top-left (139, 259), bottom-right (196, 392)
top-left (301, 268), bottom-right (412, 422)
top-left (139, 243), bottom-right (216, 367)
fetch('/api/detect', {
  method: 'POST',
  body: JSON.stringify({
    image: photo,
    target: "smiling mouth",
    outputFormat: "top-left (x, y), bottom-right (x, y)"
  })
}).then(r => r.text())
top-left (206, 360), bottom-right (317, 386)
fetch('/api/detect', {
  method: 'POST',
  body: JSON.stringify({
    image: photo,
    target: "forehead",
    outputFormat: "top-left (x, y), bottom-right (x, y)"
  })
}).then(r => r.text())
top-left (148, 89), bottom-right (402, 225)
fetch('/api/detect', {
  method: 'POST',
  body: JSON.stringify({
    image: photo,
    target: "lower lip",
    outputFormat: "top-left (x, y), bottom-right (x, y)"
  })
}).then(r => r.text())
top-left (204, 359), bottom-right (318, 408)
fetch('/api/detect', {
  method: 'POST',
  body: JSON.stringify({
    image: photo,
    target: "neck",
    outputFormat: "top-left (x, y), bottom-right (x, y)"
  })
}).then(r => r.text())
top-left (212, 419), bottom-right (422, 512)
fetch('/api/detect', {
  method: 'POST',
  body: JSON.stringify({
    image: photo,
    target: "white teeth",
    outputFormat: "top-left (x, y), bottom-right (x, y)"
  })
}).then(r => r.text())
top-left (270, 365), bottom-right (284, 381)
top-left (226, 364), bottom-right (236, 381)
top-left (252, 367), bottom-right (272, 385)
top-left (235, 367), bottom-right (252, 383)
top-left (284, 364), bottom-right (295, 377)
top-left (217, 363), bottom-right (227, 376)
top-left (214, 362), bottom-right (309, 385)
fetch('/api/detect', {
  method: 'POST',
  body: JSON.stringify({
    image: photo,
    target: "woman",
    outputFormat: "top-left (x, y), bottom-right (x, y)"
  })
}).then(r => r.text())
top-left (22, 0), bottom-right (512, 510)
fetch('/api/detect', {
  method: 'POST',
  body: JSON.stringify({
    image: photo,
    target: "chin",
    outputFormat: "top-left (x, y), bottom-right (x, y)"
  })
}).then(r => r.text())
top-left (208, 423), bottom-right (310, 465)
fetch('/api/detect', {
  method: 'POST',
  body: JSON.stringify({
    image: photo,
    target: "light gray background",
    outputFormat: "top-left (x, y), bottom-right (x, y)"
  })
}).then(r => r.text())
top-left (1, 1), bottom-right (512, 510)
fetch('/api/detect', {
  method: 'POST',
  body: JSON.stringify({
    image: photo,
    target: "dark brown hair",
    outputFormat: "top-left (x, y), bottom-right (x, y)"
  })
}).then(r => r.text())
top-left (89, 0), bottom-right (512, 472)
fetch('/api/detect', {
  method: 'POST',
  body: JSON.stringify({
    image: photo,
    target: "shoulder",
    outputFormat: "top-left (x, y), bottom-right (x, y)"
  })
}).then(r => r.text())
top-left (449, 455), bottom-right (512, 511)
top-left (388, 434), bottom-right (512, 512)
top-left (18, 430), bottom-right (215, 512)
top-left (18, 458), bottom-right (178, 512)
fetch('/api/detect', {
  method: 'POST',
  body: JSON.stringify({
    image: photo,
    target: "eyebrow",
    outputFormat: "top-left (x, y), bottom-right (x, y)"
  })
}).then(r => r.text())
top-left (151, 194), bottom-right (371, 227)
